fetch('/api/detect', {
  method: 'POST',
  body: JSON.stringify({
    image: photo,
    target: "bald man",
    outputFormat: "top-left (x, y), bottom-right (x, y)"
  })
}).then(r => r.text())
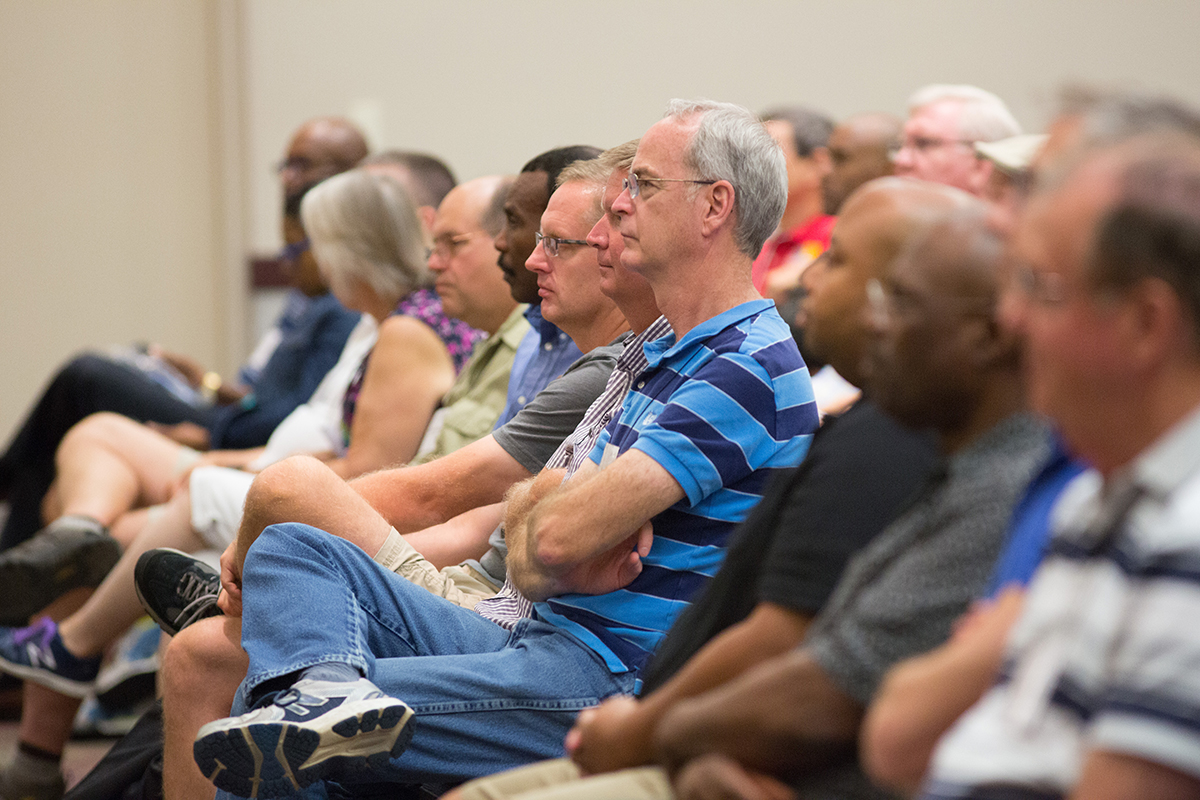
top-left (821, 112), bottom-right (902, 214)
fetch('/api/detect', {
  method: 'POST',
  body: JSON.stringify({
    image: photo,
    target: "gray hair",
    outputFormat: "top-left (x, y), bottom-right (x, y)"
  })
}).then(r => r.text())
top-left (664, 99), bottom-right (788, 258)
top-left (301, 170), bottom-right (430, 303)
top-left (598, 139), bottom-right (640, 174)
top-left (908, 84), bottom-right (1022, 142)
top-left (1088, 134), bottom-right (1200, 342)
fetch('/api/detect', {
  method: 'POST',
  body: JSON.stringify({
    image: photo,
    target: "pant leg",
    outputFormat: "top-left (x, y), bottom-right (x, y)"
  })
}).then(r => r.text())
top-left (0, 354), bottom-right (215, 549)
top-left (238, 525), bottom-right (636, 785)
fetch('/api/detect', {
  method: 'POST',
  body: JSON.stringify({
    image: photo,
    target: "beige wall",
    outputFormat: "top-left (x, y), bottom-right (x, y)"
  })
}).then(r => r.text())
top-left (3, 0), bottom-right (1199, 445)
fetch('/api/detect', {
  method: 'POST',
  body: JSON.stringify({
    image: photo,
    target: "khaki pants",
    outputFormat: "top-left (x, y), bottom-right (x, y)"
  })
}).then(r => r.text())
top-left (456, 758), bottom-right (673, 800)
top-left (374, 527), bottom-right (498, 610)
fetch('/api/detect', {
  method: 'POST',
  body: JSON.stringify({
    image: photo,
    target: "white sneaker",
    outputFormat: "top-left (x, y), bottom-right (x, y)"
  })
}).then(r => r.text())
top-left (193, 677), bottom-right (414, 798)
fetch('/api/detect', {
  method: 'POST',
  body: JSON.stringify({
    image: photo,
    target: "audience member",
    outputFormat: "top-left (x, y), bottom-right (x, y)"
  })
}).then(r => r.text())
top-left (891, 84), bottom-right (1022, 196)
top-left (821, 112), bottom-right (902, 214)
top-left (0, 118), bottom-right (368, 551)
top-left (0, 167), bottom-right (472, 800)
top-left (755, 106), bottom-right (836, 303)
top-left (448, 176), bottom-right (961, 800)
top-left (361, 149), bottom-right (458, 242)
top-left (494, 147), bottom-right (604, 425)
top-left (188, 98), bottom-right (816, 797)
top-left (654, 203), bottom-right (1047, 799)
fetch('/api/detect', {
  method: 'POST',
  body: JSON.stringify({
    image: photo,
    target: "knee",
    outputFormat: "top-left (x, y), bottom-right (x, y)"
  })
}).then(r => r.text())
top-left (161, 617), bottom-right (247, 705)
top-left (243, 456), bottom-right (335, 527)
top-left (59, 411), bottom-right (134, 454)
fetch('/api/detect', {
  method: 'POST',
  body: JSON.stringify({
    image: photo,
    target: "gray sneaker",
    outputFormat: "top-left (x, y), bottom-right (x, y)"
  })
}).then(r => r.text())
top-left (0, 516), bottom-right (119, 626)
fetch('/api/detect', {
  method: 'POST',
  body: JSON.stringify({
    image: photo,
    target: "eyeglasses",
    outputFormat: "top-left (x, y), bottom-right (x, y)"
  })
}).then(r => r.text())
top-left (1008, 263), bottom-right (1069, 306)
top-left (887, 136), bottom-right (977, 162)
top-left (535, 231), bottom-right (590, 258)
top-left (431, 231), bottom-right (483, 259)
top-left (623, 172), bottom-right (718, 199)
top-left (279, 238), bottom-right (310, 262)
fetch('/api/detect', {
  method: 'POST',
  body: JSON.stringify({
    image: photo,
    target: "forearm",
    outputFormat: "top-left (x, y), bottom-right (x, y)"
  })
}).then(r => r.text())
top-left (655, 649), bottom-right (863, 778)
top-left (402, 503), bottom-right (504, 569)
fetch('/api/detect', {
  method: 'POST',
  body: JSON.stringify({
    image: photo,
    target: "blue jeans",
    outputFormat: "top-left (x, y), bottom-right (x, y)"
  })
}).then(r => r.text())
top-left (237, 523), bottom-right (637, 786)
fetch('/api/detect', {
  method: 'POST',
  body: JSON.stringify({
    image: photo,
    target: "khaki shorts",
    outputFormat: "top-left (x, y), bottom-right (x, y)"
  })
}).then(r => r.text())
top-left (456, 759), bottom-right (672, 800)
top-left (374, 528), bottom-right (499, 610)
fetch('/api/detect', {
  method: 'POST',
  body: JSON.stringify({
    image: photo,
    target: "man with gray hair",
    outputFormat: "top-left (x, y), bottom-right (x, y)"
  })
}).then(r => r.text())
top-left (188, 99), bottom-right (818, 796)
top-left (892, 83), bottom-right (1022, 196)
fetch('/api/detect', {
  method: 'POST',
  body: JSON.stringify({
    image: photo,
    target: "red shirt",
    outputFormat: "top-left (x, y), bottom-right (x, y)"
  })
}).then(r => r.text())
top-left (751, 214), bottom-right (836, 294)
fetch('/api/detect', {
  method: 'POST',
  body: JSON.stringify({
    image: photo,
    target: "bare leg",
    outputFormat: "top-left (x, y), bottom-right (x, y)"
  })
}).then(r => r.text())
top-left (161, 615), bottom-right (248, 800)
top-left (236, 455), bottom-right (392, 570)
top-left (15, 683), bottom-right (81, 760)
top-left (52, 412), bottom-right (186, 526)
top-left (57, 492), bottom-right (202, 658)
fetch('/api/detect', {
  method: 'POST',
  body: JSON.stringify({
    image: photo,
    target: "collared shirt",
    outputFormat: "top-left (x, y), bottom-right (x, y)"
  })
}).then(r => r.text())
top-left (922, 403), bottom-right (1200, 800)
top-left (412, 304), bottom-right (531, 464)
top-left (495, 304), bottom-right (583, 427)
top-left (473, 315), bottom-right (675, 628)
top-left (750, 214), bottom-right (837, 295)
top-left (537, 300), bottom-right (818, 676)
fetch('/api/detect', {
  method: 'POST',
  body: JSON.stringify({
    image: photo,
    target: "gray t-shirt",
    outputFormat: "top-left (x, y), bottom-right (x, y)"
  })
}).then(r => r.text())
top-left (473, 339), bottom-right (625, 583)
top-left (797, 413), bottom-right (1050, 800)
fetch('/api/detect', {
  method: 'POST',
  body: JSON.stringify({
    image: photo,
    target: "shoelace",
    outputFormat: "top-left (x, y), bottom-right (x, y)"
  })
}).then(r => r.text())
top-left (174, 571), bottom-right (220, 629)
top-left (11, 617), bottom-right (55, 648)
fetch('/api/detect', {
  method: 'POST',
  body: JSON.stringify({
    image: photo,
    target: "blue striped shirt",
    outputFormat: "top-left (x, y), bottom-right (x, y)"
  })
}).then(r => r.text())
top-left (534, 300), bottom-right (818, 675)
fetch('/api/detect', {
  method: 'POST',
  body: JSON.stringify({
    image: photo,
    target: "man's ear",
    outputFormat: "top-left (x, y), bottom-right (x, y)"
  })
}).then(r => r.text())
top-left (1124, 276), bottom-right (1193, 370)
top-left (417, 206), bottom-right (437, 244)
top-left (970, 309), bottom-right (1021, 371)
top-left (811, 146), bottom-right (833, 177)
top-left (700, 181), bottom-right (736, 238)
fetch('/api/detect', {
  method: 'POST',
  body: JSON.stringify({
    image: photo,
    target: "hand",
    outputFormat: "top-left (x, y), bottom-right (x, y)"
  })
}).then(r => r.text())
top-left (148, 345), bottom-right (207, 387)
top-left (674, 754), bottom-right (797, 800)
top-left (147, 421), bottom-right (211, 451)
top-left (217, 541), bottom-right (243, 617)
top-left (566, 695), bottom-right (652, 774)
top-left (557, 520), bottom-right (653, 596)
top-left (950, 585), bottom-right (1024, 649)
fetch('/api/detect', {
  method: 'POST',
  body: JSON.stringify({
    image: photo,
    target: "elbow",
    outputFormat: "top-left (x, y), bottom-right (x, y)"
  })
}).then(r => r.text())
top-left (860, 696), bottom-right (928, 795)
top-left (529, 513), bottom-right (575, 571)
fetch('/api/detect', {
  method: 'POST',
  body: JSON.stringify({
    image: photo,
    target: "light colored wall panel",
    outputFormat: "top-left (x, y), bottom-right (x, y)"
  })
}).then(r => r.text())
top-left (0, 1), bottom-right (225, 443)
top-left (241, 0), bottom-right (1200, 249)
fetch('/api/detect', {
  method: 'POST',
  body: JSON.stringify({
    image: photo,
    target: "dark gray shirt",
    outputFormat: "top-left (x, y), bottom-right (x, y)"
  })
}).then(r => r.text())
top-left (799, 412), bottom-right (1051, 799)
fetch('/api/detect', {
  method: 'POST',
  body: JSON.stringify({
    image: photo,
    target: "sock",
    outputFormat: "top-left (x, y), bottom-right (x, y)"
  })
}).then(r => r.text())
top-left (46, 514), bottom-right (106, 535)
top-left (13, 744), bottom-right (62, 781)
top-left (300, 662), bottom-right (362, 684)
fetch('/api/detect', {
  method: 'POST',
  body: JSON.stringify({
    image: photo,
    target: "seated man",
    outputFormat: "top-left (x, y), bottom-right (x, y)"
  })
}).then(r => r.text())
top-left (0, 118), bottom-right (371, 551)
top-left (155, 151), bottom-right (639, 800)
top-left (912, 134), bottom-right (1200, 800)
top-left (192, 99), bottom-right (817, 797)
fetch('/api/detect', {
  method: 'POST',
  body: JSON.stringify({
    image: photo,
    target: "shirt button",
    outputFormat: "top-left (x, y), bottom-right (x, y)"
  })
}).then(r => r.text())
top-left (543, 343), bottom-right (553, 351)
top-left (637, 381), bottom-right (645, 389)
top-left (517, 396), bottom-right (526, 404)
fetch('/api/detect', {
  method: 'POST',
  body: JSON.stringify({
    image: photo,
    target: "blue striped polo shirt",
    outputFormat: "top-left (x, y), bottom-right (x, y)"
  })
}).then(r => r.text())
top-left (534, 299), bottom-right (819, 675)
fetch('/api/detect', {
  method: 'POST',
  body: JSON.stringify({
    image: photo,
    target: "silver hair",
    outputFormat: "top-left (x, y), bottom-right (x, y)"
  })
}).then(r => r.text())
top-left (907, 84), bottom-right (1023, 142)
top-left (301, 170), bottom-right (430, 304)
top-left (662, 99), bottom-right (787, 258)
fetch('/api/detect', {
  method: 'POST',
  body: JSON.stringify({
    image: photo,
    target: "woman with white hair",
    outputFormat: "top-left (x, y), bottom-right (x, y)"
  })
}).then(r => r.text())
top-left (0, 170), bottom-right (482, 800)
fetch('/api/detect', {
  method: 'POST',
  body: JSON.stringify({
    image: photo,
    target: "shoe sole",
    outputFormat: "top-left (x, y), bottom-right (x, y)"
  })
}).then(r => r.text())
top-left (0, 648), bottom-right (95, 698)
top-left (194, 698), bottom-right (415, 798)
top-left (0, 536), bottom-right (121, 626)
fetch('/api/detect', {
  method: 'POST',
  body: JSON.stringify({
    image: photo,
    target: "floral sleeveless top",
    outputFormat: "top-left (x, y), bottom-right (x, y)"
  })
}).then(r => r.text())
top-left (340, 287), bottom-right (484, 448)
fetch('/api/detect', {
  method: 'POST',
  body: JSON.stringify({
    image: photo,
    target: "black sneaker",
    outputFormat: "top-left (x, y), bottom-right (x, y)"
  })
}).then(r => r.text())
top-left (0, 516), bottom-right (120, 625)
top-left (134, 548), bottom-right (222, 636)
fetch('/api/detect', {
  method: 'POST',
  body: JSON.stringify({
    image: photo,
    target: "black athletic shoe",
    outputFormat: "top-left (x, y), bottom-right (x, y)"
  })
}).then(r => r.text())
top-left (0, 516), bottom-right (120, 625)
top-left (134, 548), bottom-right (222, 636)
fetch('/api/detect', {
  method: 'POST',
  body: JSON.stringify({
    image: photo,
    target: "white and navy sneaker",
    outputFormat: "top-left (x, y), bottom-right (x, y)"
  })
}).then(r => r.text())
top-left (0, 617), bottom-right (102, 697)
top-left (193, 677), bottom-right (414, 798)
